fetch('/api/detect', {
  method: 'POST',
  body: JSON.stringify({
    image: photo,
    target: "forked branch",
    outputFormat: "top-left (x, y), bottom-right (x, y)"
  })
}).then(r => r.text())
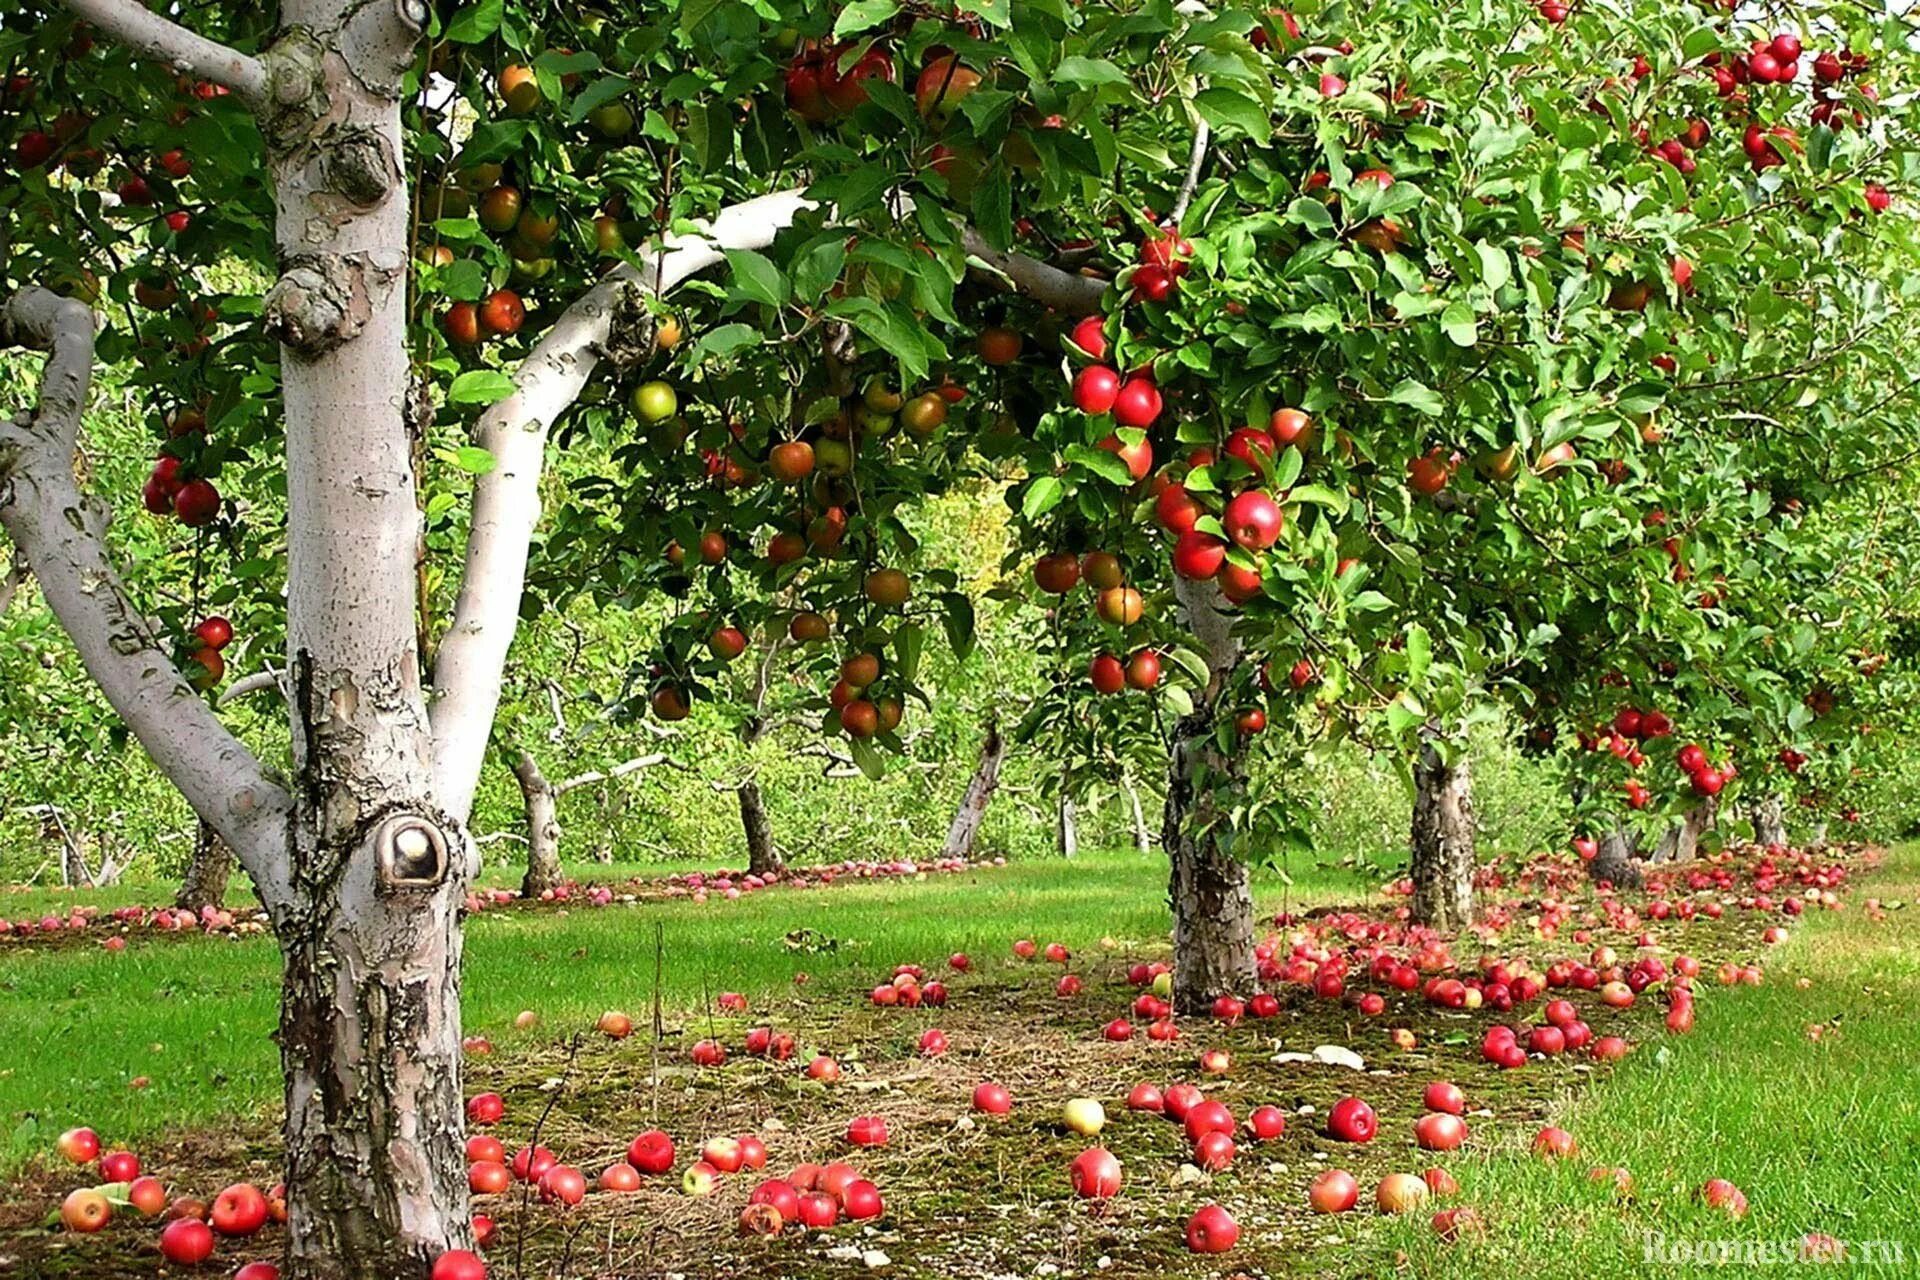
top-left (0, 289), bottom-right (293, 913)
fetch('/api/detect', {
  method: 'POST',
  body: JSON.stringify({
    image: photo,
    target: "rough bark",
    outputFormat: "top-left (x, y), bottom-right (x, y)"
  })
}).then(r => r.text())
top-left (739, 777), bottom-right (779, 876)
top-left (1409, 739), bottom-right (1475, 931)
top-left (1589, 826), bottom-right (1644, 887)
top-left (1164, 576), bottom-right (1256, 1015)
top-left (514, 750), bottom-right (563, 897)
top-left (1651, 797), bottom-right (1717, 863)
top-left (942, 720), bottom-right (1005, 861)
top-left (1750, 792), bottom-right (1787, 847)
top-left (177, 819), bottom-right (235, 912)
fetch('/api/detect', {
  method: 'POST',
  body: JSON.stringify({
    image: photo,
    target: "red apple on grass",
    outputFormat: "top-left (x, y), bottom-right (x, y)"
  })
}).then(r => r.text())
top-left (1310, 1168), bottom-right (1359, 1213)
top-left (430, 1250), bottom-right (486, 1280)
top-left (160, 1218), bottom-right (216, 1266)
top-left (1185, 1203), bottom-right (1239, 1253)
top-left (211, 1183), bottom-right (269, 1236)
top-left (1328, 1096), bottom-right (1378, 1142)
top-left (1069, 1147), bottom-right (1124, 1199)
top-left (56, 1127), bottom-right (101, 1165)
top-left (60, 1188), bottom-right (111, 1233)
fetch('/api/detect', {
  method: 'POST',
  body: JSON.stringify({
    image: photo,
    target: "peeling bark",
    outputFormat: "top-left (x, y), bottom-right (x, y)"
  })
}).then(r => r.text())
top-left (513, 750), bottom-right (562, 897)
top-left (1750, 792), bottom-right (1787, 847)
top-left (1123, 771), bottom-right (1153, 853)
top-left (1409, 739), bottom-right (1475, 931)
top-left (943, 721), bottom-right (1005, 861)
top-left (1164, 576), bottom-right (1256, 1015)
top-left (177, 819), bottom-right (235, 912)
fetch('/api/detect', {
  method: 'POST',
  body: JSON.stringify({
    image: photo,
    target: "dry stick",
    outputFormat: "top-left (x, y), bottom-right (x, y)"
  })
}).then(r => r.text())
top-left (514, 1033), bottom-right (584, 1280)
top-left (1169, 118), bottom-right (1211, 227)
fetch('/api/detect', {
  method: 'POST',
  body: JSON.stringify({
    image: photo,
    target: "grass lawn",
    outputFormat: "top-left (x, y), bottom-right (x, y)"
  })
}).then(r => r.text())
top-left (0, 848), bottom-right (1371, 1174)
top-left (1379, 842), bottom-right (1920, 1277)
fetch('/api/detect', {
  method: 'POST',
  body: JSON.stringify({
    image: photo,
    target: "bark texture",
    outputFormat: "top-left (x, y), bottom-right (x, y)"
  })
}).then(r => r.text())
top-left (1056, 787), bottom-right (1079, 859)
top-left (1124, 772), bottom-right (1153, 853)
top-left (1164, 576), bottom-right (1256, 1015)
top-left (1750, 792), bottom-right (1787, 847)
top-left (514, 750), bottom-right (563, 897)
top-left (943, 721), bottom-right (1005, 861)
top-left (177, 819), bottom-right (235, 912)
top-left (739, 777), bottom-right (780, 876)
top-left (1652, 797), bottom-right (1718, 863)
top-left (1409, 740), bottom-right (1475, 931)
top-left (1590, 827), bottom-right (1644, 887)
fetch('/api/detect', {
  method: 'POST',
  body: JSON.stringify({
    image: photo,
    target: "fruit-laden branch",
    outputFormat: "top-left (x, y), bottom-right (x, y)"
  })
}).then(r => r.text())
top-left (60, 0), bottom-right (269, 102)
top-left (431, 190), bottom-right (1104, 818)
top-left (0, 289), bottom-right (293, 912)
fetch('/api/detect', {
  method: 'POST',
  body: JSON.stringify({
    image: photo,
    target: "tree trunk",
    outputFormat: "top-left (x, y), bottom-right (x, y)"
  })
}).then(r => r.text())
top-left (1056, 783), bottom-right (1078, 859)
top-left (942, 720), bottom-right (1004, 861)
top-left (1750, 792), bottom-right (1787, 847)
top-left (1590, 826), bottom-right (1644, 887)
top-left (1408, 739), bottom-right (1475, 931)
top-left (739, 776), bottom-right (781, 875)
top-left (1651, 797), bottom-right (1717, 864)
top-left (514, 750), bottom-right (563, 897)
top-left (177, 819), bottom-right (235, 912)
top-left (1809, 820), bottom-right (1829, 851)
top-left (1123, 770), bottom-right (1152, 853)
top-left (1164, 577), bottom-right (1256, 1015)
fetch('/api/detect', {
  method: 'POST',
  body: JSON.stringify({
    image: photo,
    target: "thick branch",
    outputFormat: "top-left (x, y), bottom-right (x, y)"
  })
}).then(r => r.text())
top-left (960, 228), bottom-right (1107, 316)
top-left (0, 289), bottom-right (292, 912)
top-left (554, 753), bottom-right (674, 795)
top-left (61, 0), bottom-right (269, 102)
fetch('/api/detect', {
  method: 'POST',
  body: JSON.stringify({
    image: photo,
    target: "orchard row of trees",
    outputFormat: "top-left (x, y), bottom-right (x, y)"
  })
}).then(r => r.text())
top-left (3, 0), bottom-right (1919, 1275)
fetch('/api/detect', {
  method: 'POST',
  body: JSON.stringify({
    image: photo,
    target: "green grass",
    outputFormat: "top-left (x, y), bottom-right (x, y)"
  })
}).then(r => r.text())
top-left (1381, 843), bottom-right (1920, 1278)
top-left (0, 848), bottom-right (1368, 1173)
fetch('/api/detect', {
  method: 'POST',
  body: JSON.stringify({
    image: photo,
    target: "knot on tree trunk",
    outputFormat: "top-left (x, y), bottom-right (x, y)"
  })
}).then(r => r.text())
top-left (257, 29), bottom-right (330, 150)
top-left (265, 254), bottom-right (394, 357)
top-left (322, 125), bottom-right (401, 207)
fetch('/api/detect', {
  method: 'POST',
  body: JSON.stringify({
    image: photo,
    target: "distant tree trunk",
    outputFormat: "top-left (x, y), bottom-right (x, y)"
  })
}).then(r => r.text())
top-left (1164, 576), bottom-right (1256, 1015)
top-left (1808, 820), bottom-right (1829, 851)
top-left (176, 819), bottom-right (234, 912)
top-left (1123, 770), bottom-right (1152, 852)
top-left (1589, 826), bottom-right (1643, 887)
top-left (1750, 793), bottom-right (1787, 847)
top-left (1408, 739), bottom-right (1475, 931)
top-left (1056, 785), bottom-right (1078, 859)
top-left (739, 776), bottom-right (781, 875)
top-left (1651, 797), bottom-right (1717, 863)
top-left (514, 750), bottom-right (563, 897)
top-left (943, 720), bottom-right (1004, 861)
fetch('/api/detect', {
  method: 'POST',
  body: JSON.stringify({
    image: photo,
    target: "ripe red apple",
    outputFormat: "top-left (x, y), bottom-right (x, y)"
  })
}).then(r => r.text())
top-left (628, 1130), bottom-right (674, 1175)
top-left (511, 1144), bottom-right (558, 1182)
top-left (1183, 1099), bottom-right (1235, 1143)
top-left (972, 1081), bottom-right (1013, 1114)
top-left (128, 1176), bottom-right (168, 1217)
top-left (1126, 1082), bottom-right (1165, 1112)
top-left (466, 1092), bottom-right (504, 1126)
top-left (847, 1115), bottom-right (889, 1147)
top-left (1423, 1166), bottom-right (1460, 1197)
top-left (60, 1188), bottom-right (112, 1233)
top-left (1423, 1081), bottom-right (1465, 1115)
top-left (1089, 653), bottom-right (1126, 695)
top-left (806, 1054), bottom-right (841, 1082)
top-left (539, 1164), bottom-right (587, 1206)
top-left (160, 1218), bottom-right (216, 1266)
top-left (702, 1136), bottom-right (745, 1174)
top-left (1222, 490), bottom-right (1283, 550)
top-left (749, 1177), bottom-right (801, 1221)
top-left (797, 1191), bottom-right (839, 1227)
top-left (1414, 1113), bottom-right (1468, 1152)
top-left (101, 1150), bottom-right (141, 1182)
top-left (843, 1179), bottom-right (884, 1220)
top-left (1069, 1147), bottom-right (1124, 1199)
top-left (430, 1250), bottom-right (487, 1280)
top-left (1184, 1203), bottom-right (1240, 1253)
top-left (1112, 377), bottom-right (1162, 428)
top-left (234, 1264), bottom-right (281, 1280)
top-left (1699, 1178), bottom-right (1748, 1217)
top-left (56, 1127), bottom-right (101, 1164)
top-left (1013, 938), bottom-right (1037, 959)
top-left (1328, 1096), bottom-right (1377, 1143)
top-left (1072, 365), bottom-right (1121, 414)
top-left (1246, 1105), bottom-right (1286, 1141)
top-left (1533, 1126), bottom-right (1577, 1159)
top-left (598, 1162), bottom-right (641, 1192)
top-left (211, 1182), bottom-right (269, 1236)
top-left (469, 1160), bottom-right (510, 1194)
top-left (1310, 1168), bottom-right (1359, 1213)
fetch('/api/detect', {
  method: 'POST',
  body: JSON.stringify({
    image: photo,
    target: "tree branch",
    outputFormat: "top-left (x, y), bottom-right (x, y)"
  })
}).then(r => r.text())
top-left (960, 228), bottom-right (1107, 316)
top-left (0, 538), bottom-right (24, 614)
top-left (1170, 119), bottom-right (1211, 227)
top-left (553, 753), bottom-right (677, 795)
top-left (0, 288), bottom-right (292, 913)
top-left (216, 666), bottom-right (287, 707)
top-left (61, 0), bottom-right (269, 103)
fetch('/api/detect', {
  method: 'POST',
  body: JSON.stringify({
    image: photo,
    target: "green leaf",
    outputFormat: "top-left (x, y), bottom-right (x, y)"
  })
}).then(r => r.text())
top-left (1066, 444), bottom-right (1134, 486)
top-left (725, 248), bottom-right (787, 307)
top-left (444, 0), bottom-right (503, 43)
top-left (446, 370), bottom-right (514, 405)
top-left (1286, 483), bottom-right (1349, 516)
top-left (1406, 623), bottom-right (1432, 684)
top-left (567, 76), bottom-right (632, 124)
top-left (1022, 475), bottom-right (1064, 520)
top-left (1441, 300), bottom-right (1478, 347)
top-left (850, 736), bottom-right (886, 780)
top-left (791, 236), bottom-right (848, 303)
top-left (1287, 197), bottom-right (1335, 231)
top-left (1054, 56), bottom-right (1131, 89)
top-left (689, 322), bottom-right (761, 360)
top-left (1474, 241), bottom-right (1511, 292)
top-left (451, 446), bottom-right (497, 474)
top-left (1161, 684), bottom-right (1194, 717)
top-left (1194, 86), bottom-right (1269, 139)
top-left (895, 621), bottom-right (926, 683)
top-left (832, 0), bottom-right (899, 37)
top-left (971, 161), bottom-right (1013, 251)
top-left (825, 297), bottom-right (941, 380)
top-left (1387, 379), bottom-right (1444, 414)
top-left (941, 593), bottom-right (977, 659)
